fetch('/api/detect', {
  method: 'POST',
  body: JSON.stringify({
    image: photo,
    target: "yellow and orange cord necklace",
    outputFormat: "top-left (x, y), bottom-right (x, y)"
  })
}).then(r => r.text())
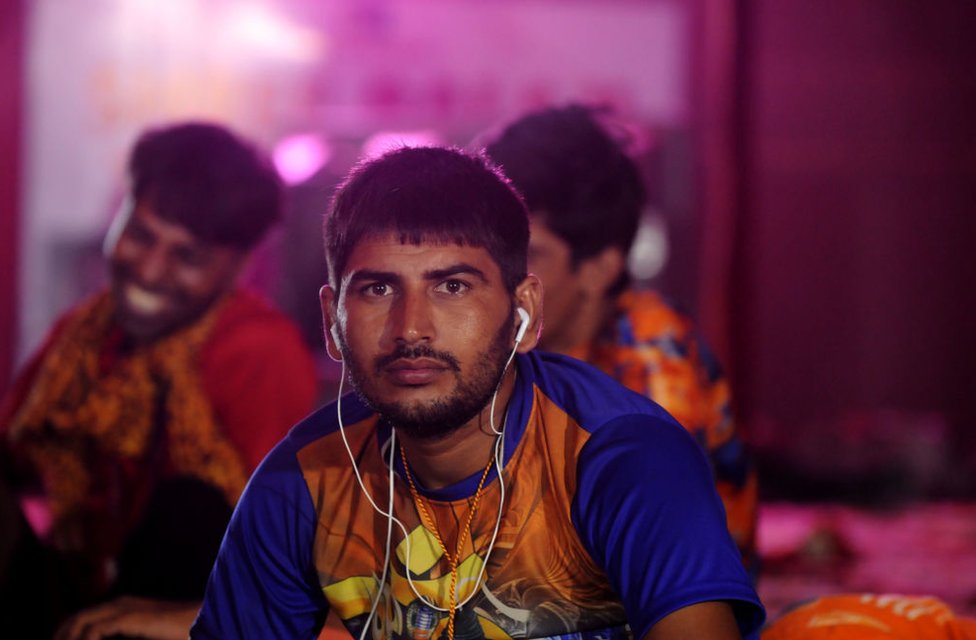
top-left (400, 442), bottom-right (495, 640)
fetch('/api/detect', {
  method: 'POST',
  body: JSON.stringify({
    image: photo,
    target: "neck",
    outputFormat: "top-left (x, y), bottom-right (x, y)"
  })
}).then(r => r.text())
top-left (542, 292), bottom-right (615, 355)
top-left (397, 366), bottom-right (516, 490)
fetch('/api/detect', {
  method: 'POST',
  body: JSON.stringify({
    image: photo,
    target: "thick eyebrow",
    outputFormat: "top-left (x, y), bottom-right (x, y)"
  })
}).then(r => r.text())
top-left (345, 269), bottom-right (401, 286)
top-left (343, 263), bottom-right (490, 289)
top-left (424, 263), bottom-right (489, 283)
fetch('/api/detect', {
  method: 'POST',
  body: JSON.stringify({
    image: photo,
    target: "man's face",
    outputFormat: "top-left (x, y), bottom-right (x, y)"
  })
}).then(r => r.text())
top-left (527, 216), bottom-right (585, 352)
top-left (105, 199), bottom-right (246, 343)
top-left (328, 235), bottom-right (517, 440)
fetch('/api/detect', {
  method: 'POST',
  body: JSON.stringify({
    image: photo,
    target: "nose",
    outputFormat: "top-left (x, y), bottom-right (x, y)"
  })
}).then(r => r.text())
top-left (131, 245), bottom-right (170, 287)
top-left (390, 290), bottom-right (434, 345)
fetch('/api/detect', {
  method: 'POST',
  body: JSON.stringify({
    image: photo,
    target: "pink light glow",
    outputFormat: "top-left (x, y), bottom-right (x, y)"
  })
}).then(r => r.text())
top-left (21, 495), bottom-right (53, 540)
top-left (221, 4), bottom-right (326, 63)
top-left (273, 134), bottom-right (331, 185)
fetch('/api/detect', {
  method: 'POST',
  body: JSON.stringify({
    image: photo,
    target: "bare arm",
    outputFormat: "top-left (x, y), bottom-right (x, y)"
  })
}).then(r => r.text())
top-left (644, 601), bottom-right (741, 640)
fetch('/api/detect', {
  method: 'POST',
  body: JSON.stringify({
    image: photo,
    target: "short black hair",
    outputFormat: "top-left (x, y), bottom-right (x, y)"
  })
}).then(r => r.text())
top-left (325, 146), bottom-right (529, 294)
top-left (128, 122), bottom-right (282, 249)
top-left (484, 104), bottom-right (646, 267)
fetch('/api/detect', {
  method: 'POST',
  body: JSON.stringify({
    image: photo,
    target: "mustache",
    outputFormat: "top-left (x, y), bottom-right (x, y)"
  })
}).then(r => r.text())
top-left (374, 344), bottom-right (461, 372)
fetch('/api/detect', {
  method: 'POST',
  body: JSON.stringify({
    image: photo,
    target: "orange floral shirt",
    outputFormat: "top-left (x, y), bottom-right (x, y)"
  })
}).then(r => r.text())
top-left (569, 288), bottom-right (758, 574)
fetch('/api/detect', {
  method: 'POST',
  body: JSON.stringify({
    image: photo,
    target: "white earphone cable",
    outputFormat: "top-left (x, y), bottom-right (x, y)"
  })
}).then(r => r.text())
top-left (334, 319), bottom-right (521, 633)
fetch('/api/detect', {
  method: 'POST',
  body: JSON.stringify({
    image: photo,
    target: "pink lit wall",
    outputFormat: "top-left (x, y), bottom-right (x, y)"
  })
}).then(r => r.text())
top-left (17, 0), bottom-right (692, 365)
top-left (8, 0), bottom-right (976, 506)
top-left (0, 0), bottom-right (24, 393)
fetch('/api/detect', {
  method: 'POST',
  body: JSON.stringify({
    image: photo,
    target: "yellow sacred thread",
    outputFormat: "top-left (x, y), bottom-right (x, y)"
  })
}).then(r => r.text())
top-left (400, 442), bottom-right (495, 640)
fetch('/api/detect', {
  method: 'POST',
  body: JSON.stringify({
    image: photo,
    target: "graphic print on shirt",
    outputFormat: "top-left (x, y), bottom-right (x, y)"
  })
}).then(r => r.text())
top-left (297, 397), bottom-right (631, 640)
top-left (322, 521), bottom-right (513, 639)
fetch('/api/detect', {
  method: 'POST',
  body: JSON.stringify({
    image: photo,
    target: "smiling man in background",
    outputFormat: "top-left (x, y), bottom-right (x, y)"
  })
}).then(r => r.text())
top-left (0, 122), bottom-right (318, 639)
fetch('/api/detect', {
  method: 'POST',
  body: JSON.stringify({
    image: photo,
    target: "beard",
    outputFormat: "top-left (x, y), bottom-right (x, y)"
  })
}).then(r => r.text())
top-left (342, 317), bottom-right (515, 441)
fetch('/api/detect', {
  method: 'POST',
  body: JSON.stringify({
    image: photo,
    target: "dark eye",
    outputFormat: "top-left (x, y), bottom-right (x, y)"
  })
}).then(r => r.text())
top-left (174, 248), bottom-right (208, 268)
top-left (125, 223), bottom-right (154, 246)
top-left (435, 279), bottom-right (469, 295)
top-left (362, 282), bottom-right (392, 297)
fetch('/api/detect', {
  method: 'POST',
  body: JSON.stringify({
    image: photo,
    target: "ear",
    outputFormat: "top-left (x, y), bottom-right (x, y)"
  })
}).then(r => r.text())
top-left (320, 285), bottom-right (343, 362)
top-left (577, 246), bottom-right (626, 298)
top-left (512, 274), bottom-right (544, 353)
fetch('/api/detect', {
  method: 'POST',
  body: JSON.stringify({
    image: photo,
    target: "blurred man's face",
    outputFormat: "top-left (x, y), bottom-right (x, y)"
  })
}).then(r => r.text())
top-left (526, 216), bottom-right (586, 352)
top-left (104, 199), bottom-right (246, 343)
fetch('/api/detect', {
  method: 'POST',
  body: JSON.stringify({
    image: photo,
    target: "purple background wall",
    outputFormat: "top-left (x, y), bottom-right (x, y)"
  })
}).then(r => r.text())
top-left (0, 0), bottom-right (23, 393)
top-left (732, 1), bottom-right (976, 498)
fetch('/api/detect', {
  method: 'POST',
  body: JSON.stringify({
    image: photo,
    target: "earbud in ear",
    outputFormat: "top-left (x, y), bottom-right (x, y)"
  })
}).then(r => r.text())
top-left (326, 322), bottom-right (344, 362)
top-left (515, 307), bottom-right (530, 344)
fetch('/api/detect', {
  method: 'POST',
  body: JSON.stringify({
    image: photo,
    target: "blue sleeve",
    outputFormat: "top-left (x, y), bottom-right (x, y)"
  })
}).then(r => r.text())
top-left (191, 444), bottom-right (329, 639)
top-left (571, 416), bottom-right (765, 639)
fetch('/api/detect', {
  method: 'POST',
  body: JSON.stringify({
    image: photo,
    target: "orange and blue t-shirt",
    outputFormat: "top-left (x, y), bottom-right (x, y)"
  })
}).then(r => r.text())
top-left (194, 351), bottom-right (764, 639)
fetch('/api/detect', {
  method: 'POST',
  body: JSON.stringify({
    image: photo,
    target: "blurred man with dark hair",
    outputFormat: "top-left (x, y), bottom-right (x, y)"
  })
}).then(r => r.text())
top-left (0, 122), bottom-right (318, 639)
top-left (484, 104), bottom-right (759, 575)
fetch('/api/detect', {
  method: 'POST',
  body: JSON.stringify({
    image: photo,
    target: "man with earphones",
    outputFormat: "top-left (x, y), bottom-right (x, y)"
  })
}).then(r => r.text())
top-left (192, 146), bottom-right (764, 639)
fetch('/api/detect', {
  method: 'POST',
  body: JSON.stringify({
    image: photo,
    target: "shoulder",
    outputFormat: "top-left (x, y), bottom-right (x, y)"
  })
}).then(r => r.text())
top-left (572, 411), bottom-right (714, 515)
top-left (195, 289), bottom-right (319, 456)
top-left (274, 393), bottom-right (378, 474)
top-left (550, 371), bottom-right (763, 637)
top-left (513, 351), bottom-right (705, 494)
top-left (523, 350), bottom-right (681, 434)
top-left (271, 399), bottom-right (350, 463)
top-left (613, 289), bottom-right (694, 342)
top-left (243, 401), bottom-right (346, 502)
top-left (208, 289), bottom-right (312, 350)
top-left (611, 288), bottom-right (726, 382)
top-left (236, 394), bottom-right (381, 559)
top-left (196, 404), bottom-right (340, 637)
top-left (198, 289), bottom-right (317, 386)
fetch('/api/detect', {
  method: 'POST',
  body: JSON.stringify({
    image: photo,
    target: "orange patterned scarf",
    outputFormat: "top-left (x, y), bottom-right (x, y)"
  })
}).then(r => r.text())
top-left (6, 292), bottom-right (248, 544)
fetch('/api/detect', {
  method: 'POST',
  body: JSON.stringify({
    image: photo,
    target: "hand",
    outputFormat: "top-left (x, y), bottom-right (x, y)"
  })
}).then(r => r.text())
top-left (54, 596), bottom-right (200, 640)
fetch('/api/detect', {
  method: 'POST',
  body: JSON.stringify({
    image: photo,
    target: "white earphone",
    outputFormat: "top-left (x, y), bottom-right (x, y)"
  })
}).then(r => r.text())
top-left (326, 323), bottom-right (343, 362)
top-left (514, 306), bottom-right (530, 345)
